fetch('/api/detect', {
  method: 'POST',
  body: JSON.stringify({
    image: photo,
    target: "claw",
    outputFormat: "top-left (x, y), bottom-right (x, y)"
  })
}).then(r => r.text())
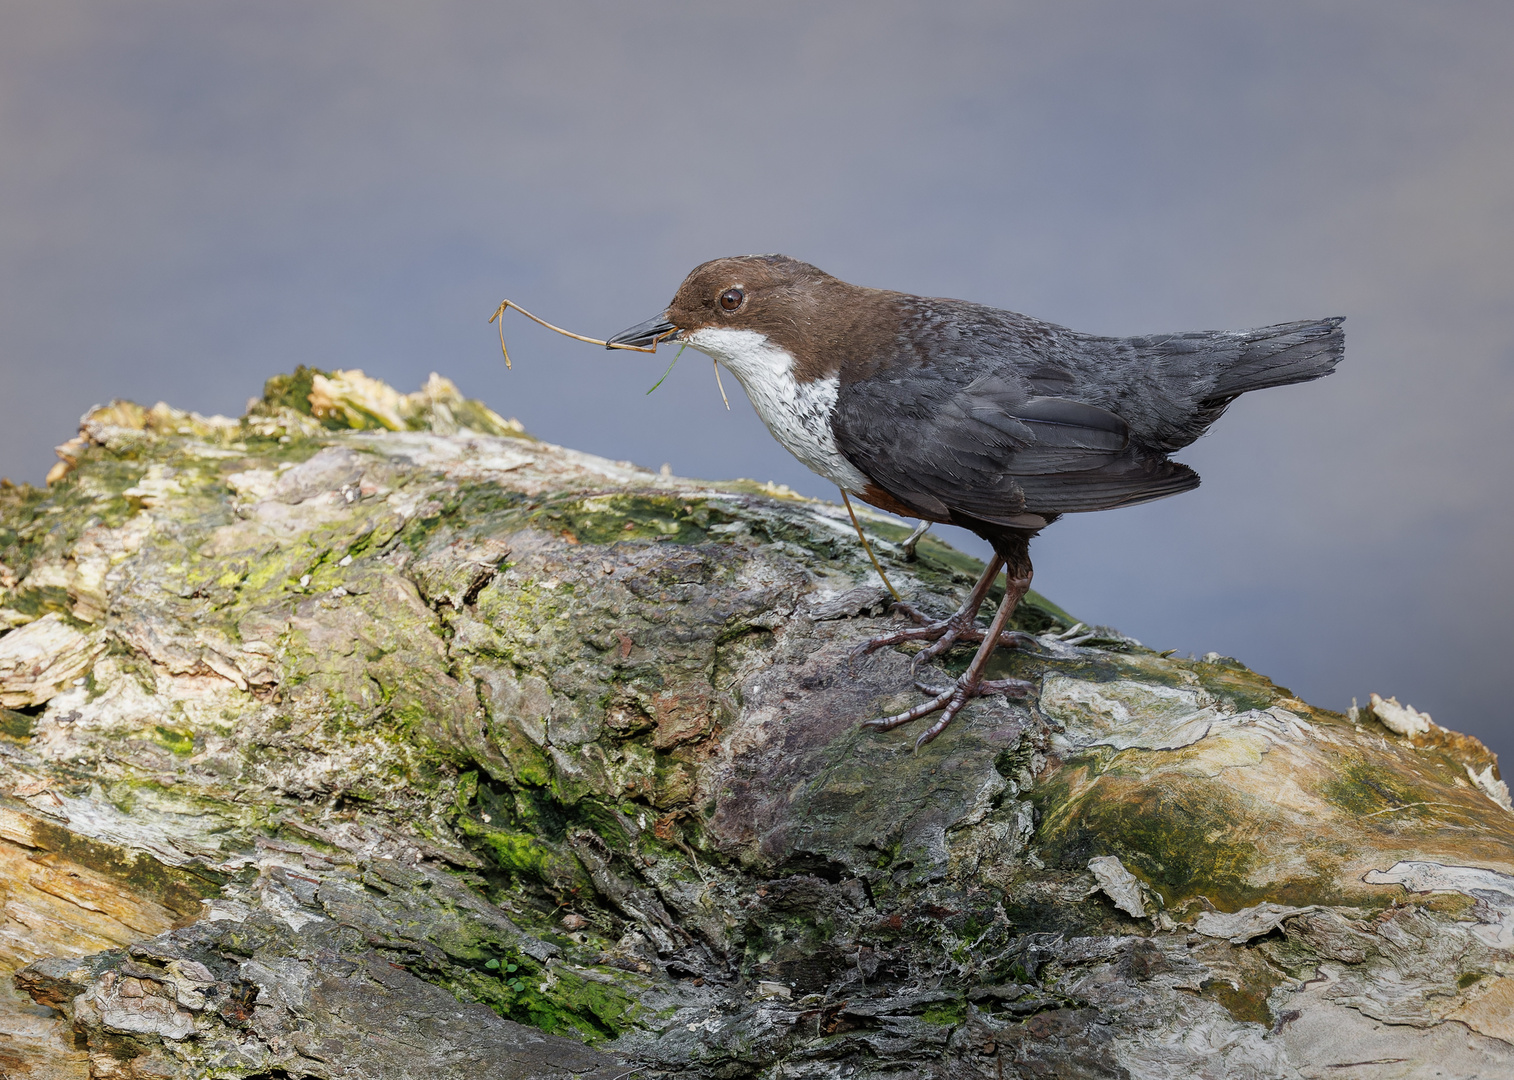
top-left (997, 629), bottom-right (1050, 653)
top-left (850, 603), bottom-right (1046, 674)
top-left (978, 677), bottom-right (1035, 697)
top-left (907, 619), bottom-right (972, 672)
top-left (867, 669), bottom-right (1035, 744)
top-left (874, 672), bottom-right (1036, 748)
top-left (914, 695), bottom-right (971, 750)
top-left (851, 556), bottom-right (1006, 669)
top-left (861, 687), bottom-right (956, 732)
top-left (862, 560), bottom-right (1037, 747)
top-left (891, 600), bottom-right (931, 625)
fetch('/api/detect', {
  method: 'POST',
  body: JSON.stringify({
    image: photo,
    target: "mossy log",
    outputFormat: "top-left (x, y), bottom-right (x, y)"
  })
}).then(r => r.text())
top-left (2, 369), bottom-right (1513, 1079)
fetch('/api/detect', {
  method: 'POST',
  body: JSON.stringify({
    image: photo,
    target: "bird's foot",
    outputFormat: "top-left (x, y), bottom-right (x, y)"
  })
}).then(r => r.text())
top-left (849, 601), bottom-right (1041, 672)
top-left (862, 672), bottom-right (1034, 749)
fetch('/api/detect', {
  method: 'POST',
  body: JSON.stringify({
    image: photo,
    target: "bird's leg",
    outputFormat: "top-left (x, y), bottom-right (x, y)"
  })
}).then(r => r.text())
top-left (852, 556), bottom-right (1001, 667)
top-left (862, 564), bottom-right (1035, 749)
top-left (851, 555), bottom-right (1040, 671)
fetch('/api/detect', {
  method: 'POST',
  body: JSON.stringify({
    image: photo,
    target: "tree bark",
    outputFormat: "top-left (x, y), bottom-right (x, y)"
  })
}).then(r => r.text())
top-left (1, 370), bottom-right (1512, 1079)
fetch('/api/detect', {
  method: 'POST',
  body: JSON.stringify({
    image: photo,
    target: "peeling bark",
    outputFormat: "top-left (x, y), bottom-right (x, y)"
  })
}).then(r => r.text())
top-left (1, 369), bottom-right (1511, 1079)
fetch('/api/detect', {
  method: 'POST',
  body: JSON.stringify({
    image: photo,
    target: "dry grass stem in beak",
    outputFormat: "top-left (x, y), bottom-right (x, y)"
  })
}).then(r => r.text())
top-left (489, 299), bottom-right (669, 369)
top-left (712, 359), bottom-right (731, 410)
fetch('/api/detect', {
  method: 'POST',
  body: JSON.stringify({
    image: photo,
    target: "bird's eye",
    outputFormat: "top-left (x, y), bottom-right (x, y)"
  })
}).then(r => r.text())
top-left (719, 288), bottom-right (744, 311)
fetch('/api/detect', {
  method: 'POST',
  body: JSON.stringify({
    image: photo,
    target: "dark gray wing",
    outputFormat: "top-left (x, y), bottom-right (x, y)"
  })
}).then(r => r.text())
top-left (832, 371), bottom-right (1199, 527)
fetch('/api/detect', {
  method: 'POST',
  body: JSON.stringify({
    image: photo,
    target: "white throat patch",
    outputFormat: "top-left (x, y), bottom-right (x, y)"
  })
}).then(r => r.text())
top-left (684, 327), bottom-right (870, 492)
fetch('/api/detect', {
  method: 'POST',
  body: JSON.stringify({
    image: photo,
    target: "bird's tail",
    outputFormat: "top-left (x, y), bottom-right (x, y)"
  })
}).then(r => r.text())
top-left (1208, 317), bottom-right (1344, 399)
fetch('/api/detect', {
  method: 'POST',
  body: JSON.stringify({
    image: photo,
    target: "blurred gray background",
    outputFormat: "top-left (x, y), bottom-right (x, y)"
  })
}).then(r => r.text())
top-left (2, 3), bottom-right (1511, 758)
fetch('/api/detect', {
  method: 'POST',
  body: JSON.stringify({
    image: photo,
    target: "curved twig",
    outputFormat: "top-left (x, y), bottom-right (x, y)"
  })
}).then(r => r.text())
top-left (489, 299), bottom-right (668, 369)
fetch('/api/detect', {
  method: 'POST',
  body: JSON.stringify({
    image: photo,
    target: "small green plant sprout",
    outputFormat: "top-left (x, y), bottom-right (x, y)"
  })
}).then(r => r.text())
top-left (645, 343), bottom-right (687, 395)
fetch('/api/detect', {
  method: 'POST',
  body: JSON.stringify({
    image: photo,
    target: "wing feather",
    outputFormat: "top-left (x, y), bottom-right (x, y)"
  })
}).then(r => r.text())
top-left (833, 368), bottom-right (1198, 525)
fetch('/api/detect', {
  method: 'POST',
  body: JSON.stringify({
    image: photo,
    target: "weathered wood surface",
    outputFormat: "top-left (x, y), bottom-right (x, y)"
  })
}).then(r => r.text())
top-left (1, 368), bottom-right (1512, 1079)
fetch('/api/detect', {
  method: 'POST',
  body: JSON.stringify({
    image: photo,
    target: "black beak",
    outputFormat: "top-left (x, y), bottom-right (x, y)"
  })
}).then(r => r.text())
top-left (606, 315), bottom-right (679, 350)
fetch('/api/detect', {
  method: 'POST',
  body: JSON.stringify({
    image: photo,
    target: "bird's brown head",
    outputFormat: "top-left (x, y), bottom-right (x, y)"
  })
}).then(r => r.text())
top-left (605, 254), bottom-right (894, 381)
top-left (662, 254), bottom-right (843, 338)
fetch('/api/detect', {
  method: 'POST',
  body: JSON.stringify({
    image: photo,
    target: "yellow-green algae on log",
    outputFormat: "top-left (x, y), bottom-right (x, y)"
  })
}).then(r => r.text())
top-left (0, 367), bottom-right (1511, 1080)
top-left (1032, 653), bottom-right (1511, 914)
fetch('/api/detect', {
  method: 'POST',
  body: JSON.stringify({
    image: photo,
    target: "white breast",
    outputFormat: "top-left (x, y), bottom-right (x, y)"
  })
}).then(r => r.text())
top-left (684, 327), bottom-right (871, 492)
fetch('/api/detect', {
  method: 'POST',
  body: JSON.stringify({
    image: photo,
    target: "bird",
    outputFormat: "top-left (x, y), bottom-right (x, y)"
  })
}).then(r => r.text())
top-left (607, 255), bottom-right (1344, 748)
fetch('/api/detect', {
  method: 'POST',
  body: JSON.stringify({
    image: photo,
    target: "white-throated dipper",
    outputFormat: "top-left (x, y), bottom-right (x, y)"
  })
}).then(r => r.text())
top-left (608, 255), bottom-right (1344, 747)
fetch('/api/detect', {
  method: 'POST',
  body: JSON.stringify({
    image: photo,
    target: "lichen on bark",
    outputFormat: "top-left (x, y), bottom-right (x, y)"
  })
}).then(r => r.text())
top-left (1, 368), bottom-right (1512, 1079)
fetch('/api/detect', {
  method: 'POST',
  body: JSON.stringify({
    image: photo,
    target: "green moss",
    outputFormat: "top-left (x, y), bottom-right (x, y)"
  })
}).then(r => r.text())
top-left (238, 555), bottom-right (290, 593)
top-left (532, 493), bottom-right (712, 546)
top-left (451, 482), bottom-right (532, 520)
top-left (0, 707), bottom-right (35, 741)
top-left (574, 798), bottom-right (639, 849)
top-left (536, 965), bottom-right (642, 1038)
top-left (0, 478), bottom-right (45, 517)
top-left (1320, 757), bottom-right (1437, 821)
top-left (477, 827), bottom-right (552, 876)
top-left (234, 429), bottom-right (321, 459)
top-left (4, 585), bottom-right (73, 621)
top-left (1035, 768), bottom-right (1295, 911)
top-left (257, 366), bottom-right (328, 416)
top-left (1203, 978), bottom-right (1274, 1026)
top-left (504, 780), bottom-right (568, 839)
top-left (451, 953), bottom-right (642, 1042)
top-left (1182, 657), bottom-right (1285, 713)
top-left (62, 457), bottom-right (153, 517)
top-left (256, 365), bottom-right (403, 430)
top-left (392, 483), bottom-right (533, 557)
top-left (506, 736), bottom-right (554, 789)
top-left (455, 770), bottom-right (481, 816)
top-left (909, 532), bottom-right (990, 581)
top-left (458, 821), bottom-right (586, 895)
top-left (1423, 891), bottom-right (1476, 918)
top-left (720, 479), bottom-right (811, 502)
top-left (650, 751), bottom-right (695, 807)
top-left (449, 399), bottom-right (535, 440)
top-left (152, 725), bottom-right (195, 756)
top-left (919, 1000), bottom-right (967, 1026)
top-left (1200, 946), bottom-right (1287, 1025)
top-left (1013, 591), bottom-right (1079, 634)
top-left (2, 459), bottom-right (148, 581)
top-left (214, 567), bottom-right (246, 588)
top-left (744, 512), bottom-right (852, 561)
top-left (26, 817), bottom-right (224, 919)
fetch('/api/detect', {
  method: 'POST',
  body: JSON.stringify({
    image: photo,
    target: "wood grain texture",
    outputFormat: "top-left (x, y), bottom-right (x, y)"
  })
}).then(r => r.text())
top-left (0, 371), bottom-right (1506, 1080)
